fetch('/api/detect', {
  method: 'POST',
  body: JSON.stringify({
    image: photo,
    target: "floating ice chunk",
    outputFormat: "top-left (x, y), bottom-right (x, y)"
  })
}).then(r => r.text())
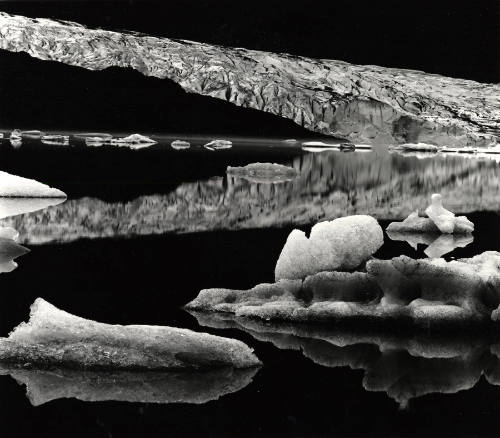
top-left (0, 171), bottom-right (66, 198)
top-left (41, 135), bottom-right (69, 145)
top-left (274, 215), bottom-right (383, 280)
top-left (0, 198), bottom-right (65, 219)
top-left (302, 146), bottom-right (340, 153)
top-left (21, 130), bottom-right (45, 139)
top-left (227, 163), bottom-right (298, 184)
top-left (85, 137), bottom-right (105, 147)
top-left (0, 366), bottom-right (258, 406)
top-left (0, 298), bottom-right (261, 370)
top-left (204, 139), bottom-right (232, 150)
top-left (425, 194), bottom-right (474, 234)
top-left (171, 140), bottom-right (191, 150)
top-left (283, 139), bottom-right (298, 143)
top-left (0, 236), bottom-right (29, 274)
top-left (107, 134), bottom-right (157, 149)
top-left (0, 133), bottom-right (4, 139)
top-left (339, 143), bottom-right (355, 150)
top-left (399, 143), bottom-right (440, 152)
top-left (73, 132), bottom-right (113, 140)
top-left (9, 129), bottom-right (22, 140)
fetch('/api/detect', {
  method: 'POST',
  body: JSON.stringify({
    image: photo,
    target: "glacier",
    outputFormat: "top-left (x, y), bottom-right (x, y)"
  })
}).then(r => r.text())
top-left (0, 13), bottom-right (498, 146)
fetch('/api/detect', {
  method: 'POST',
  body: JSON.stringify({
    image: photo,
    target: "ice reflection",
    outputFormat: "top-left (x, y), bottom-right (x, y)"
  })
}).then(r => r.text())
top-left (386, 230), bottom-right (474, 258)
top-left (189, 311), bottom-right (500, 408)
top-left (0, 365), bottom-right (258, 406)
top-left (3, 151), bottom-right (500, 244)
top-left (0, 230), bottom-right (30, 273)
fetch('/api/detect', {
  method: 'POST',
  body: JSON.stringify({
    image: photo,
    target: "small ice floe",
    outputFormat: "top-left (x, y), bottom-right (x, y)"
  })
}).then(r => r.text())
top-left (9, 129), bottom-right (22, 141)
top-left (0, 228), bottom-right (30, 274)
top-left (387, 194), bottom-right (474, 236)
top-left (302, 146), bottom-right (340, 153)
top-left (85, 137), bottom-right (105, 147)
top-left (0, 133), bottom-right (4, 139)
top-left (171, 140), bottom-right (191, 150)
top-left (41, 135), bottom-right (70, 146)
top-left (0, 171), bottom-right (66, 198)
top-left (21, 130), bottom-right (45, 139)
top-left (339, 142), bottom-right (356, 151)
top-left (204, 139), bottom-right (233, 150)
top-left (302, 141), bottom-right (340, 147)
top-left (0, 298), bottom-right (261, 370)
top-left (399, 143), bottom-right (440, 152)
top-left (282, 139), bottom-right (298, 143)
top-left (108, 134), bottom-right (157, 149)
top-left (226, 162), bottom-right (298, 184)
top-left (73, 132), bottom-right (113, 140)
top-left (0, 366), bottom-right (259, 406)
top-left (275, 215), bottom-right (383, 280)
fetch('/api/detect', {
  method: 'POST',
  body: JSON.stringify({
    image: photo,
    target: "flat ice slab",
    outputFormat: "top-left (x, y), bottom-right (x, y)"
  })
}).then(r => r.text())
top-left (0, 298), bottom-right (261, 370)
top-left (0, 171), bottom-right (66, 198)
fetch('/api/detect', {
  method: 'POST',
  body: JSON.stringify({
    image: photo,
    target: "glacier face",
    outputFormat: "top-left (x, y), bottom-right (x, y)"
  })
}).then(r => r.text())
top-left (0, 13), bottom-right (498, 146)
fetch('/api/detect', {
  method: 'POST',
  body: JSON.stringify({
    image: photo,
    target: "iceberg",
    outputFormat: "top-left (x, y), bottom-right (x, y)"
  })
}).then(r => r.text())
top-left (227, 163), bottom-right (298, 184)
top-left (9, 129), bottom-right (21, 140)
top-left (0, 171), bottom-right (66, 198)
top-left (0, 298), bottom-right (261, 370)
top-left (204, 139), bottom-right (232, 150)
top-left (171, 140), bottom-right (191, 150)
top-left (186, 251), bottom-right (500, 326)
top-left (0, 365), bottom-right (258, 406)
top-left (275, 215), bottom-right (383, 280)
top-left (107, 134), bottom-right (157, 149)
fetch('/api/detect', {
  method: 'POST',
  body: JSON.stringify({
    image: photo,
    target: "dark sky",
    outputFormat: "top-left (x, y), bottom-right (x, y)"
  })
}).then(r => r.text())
top-left (1, 0), bottom-right (499, 83)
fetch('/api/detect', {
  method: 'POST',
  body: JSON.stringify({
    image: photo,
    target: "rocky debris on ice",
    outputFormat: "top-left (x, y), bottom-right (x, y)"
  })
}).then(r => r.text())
top-left (107, 134), bottom-right (157, 149)
top-left (274, 215), bottom-right (383, 280)
top-left (204, 139), bottom-right (232, 151)
top-left (0, 298), bottom-right (261, 370)
top-left (2, 13), bottom-right (498, 146)
top-left (387, 194), bottom-right (474, 235)
top-left (186, 251), bottom-right (500, 326)
top-left (0, 227), bottom-right (29, 273)
top-left (227, 163), bottom-right (298, 184)
top-left (190, 311), bottom-right (498, 407)
top-left (0, 365), bottom-right (258, 406)
top-left (386, 229), bottom-right (473, 258)
top-left (0, 171), bottom-right (66, 198)
top-left (171, 140), bottom-right (191, 150)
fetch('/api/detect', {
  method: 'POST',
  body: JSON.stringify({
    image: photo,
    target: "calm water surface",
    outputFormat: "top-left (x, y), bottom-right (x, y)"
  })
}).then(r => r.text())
top-left (1, 133), bottom-right (500, 437)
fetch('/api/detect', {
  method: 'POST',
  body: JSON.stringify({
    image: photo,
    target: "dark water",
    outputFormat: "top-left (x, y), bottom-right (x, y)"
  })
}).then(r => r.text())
top-left (1, 134), bottom-right (500, 437)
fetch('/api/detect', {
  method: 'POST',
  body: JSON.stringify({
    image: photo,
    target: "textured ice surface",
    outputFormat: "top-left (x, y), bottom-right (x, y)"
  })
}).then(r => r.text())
top-left (0, 366), bottom-right (258, 406)
top-left (227, 163), bottom-right (298, 183)
top-left (275, 215), bottom-right (383, 280)
top-left (187, 251), bottom-right (500, 325)
top-left (0, 197), bottom-right (65, 220)
top-left (0, 299), bottom-right (260, 370)
top-left (1, 13), bottom-right (498, 146)
top-left (0, 171), bottom-right (66, 198)
top-left (191, 311), bottom-right (500, 407)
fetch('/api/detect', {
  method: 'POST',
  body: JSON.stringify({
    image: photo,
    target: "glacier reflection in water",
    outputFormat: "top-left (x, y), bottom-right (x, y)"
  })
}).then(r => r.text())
top-left (2, 150), bottom-right (500, 244)
top-left (189, 311), bottom-right (500, 409)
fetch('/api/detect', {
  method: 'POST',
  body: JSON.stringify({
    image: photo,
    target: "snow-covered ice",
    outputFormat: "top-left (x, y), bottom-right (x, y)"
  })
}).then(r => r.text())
top-left (0, 171), bottom-right (66, 198)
